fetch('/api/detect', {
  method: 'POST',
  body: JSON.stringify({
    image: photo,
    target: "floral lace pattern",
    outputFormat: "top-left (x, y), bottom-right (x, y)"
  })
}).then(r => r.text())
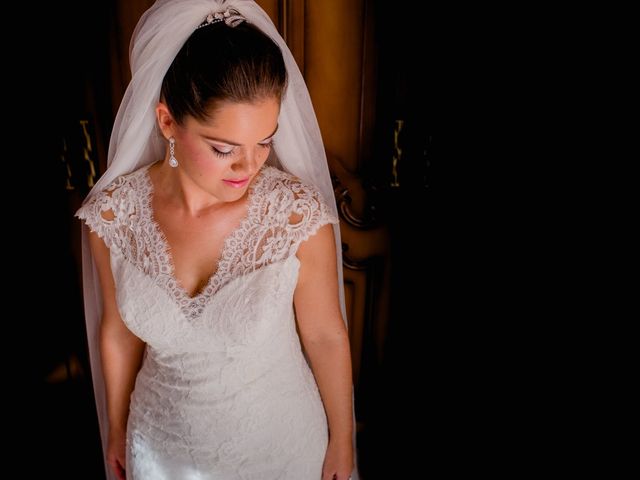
top-left (76, 164), bottom-right (338, 320)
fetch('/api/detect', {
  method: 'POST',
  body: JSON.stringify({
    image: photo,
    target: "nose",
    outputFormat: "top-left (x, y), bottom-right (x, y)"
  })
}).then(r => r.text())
top-left (231, 147), bottom-right (258, 174)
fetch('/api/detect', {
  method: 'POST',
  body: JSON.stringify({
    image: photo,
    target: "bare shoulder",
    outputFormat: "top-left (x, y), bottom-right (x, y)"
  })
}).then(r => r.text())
top-left (296, 223), bottom-right (337, 285)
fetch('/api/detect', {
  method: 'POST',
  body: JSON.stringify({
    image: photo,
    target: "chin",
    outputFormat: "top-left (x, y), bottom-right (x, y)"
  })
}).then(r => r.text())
top-left (218, 185), bottom-right (249, 203)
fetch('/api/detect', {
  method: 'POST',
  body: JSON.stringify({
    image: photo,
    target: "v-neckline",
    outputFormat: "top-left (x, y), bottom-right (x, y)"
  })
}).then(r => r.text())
top-left (142, 165), bottom-right (262, 303)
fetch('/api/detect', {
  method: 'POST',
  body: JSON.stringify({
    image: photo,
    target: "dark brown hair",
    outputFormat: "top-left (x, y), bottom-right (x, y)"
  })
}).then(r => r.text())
top-left (161, 21), bottom-right (287, 125)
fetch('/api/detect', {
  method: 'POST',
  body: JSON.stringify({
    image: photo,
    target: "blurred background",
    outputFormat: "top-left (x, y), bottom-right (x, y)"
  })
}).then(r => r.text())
top-left (26, 1), bottom-right (434, 477)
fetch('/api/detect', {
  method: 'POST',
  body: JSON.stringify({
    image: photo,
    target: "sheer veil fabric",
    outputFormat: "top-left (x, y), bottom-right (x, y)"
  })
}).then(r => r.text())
top-left (78, 1), bottom-right (357, 478)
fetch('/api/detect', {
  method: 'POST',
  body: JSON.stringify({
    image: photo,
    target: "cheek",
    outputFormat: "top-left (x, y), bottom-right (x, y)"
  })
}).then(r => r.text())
top-left (258, 146), bottom-right (271, 164)
top-left (179, 141), bottom-right (226, 175)
top-left (194, 155), bottom-right (228, 177)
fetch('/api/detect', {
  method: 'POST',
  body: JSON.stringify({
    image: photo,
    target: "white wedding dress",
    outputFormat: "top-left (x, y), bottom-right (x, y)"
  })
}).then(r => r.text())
top-left (77, 164), bottom-right (338, 479)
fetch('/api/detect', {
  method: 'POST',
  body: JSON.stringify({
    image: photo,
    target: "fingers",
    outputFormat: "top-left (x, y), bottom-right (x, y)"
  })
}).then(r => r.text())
top-left (330, 472), bottom-right (352, 480)
top-left (117, 459), bottom-right (126, 480)
top-left (109, 458), bottom-right (126, 480)
top-left (322, 472), bottom-right (346, 480)
top-left (115, 463), bottom-right (126, 480)
top-left (323, 470), bottom-right (353, 480)
top-left (321, 470), bottom-right (334, 480)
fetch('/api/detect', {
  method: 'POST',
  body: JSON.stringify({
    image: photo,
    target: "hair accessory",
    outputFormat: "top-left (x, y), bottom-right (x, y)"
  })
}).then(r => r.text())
top-left (197, 8), bottom-right (246, 29)
top-left (168, 137), bottom-right (178, 168)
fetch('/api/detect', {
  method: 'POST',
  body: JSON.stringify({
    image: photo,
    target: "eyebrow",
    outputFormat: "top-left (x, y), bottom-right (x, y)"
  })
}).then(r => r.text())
top-left (203, 124), bottom-right (279, 146)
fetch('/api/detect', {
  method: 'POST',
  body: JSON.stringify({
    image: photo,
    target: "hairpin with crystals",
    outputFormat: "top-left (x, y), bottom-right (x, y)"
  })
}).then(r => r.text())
top-left (196, 8), bottom-right (246, 29)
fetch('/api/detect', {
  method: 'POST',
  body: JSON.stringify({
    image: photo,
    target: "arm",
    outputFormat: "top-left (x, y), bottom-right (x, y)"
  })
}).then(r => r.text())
top-left (89, 231), bottom-right (145, 480)
top-left (294, 224), bottom-right (354, 480)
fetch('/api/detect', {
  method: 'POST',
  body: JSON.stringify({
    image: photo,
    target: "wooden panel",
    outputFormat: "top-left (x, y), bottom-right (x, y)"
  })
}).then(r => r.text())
top-left (303, 0), bottom-right (391, 386)
top-left (358, 0), bottom-right (377, 169)
top-left (255, 0), bottom-right (279, 29)
top-left (281, 0), bottom-right (305, 71)
top-left (111, 0), bottom-right (155, 116)
top-left (341, 255), bottom-right (388, 387)
top-left (257, 0), bottom-right (305, 73)
top-left (343, 280), bottom-right (357, 378)
top-left (305, 0), bottom-right (364, 174)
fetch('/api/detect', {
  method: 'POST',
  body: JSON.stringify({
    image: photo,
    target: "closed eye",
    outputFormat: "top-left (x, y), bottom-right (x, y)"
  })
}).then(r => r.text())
top-left (212, 146), bottom-right (234, 158)
top-left (210, 139), bottom-right (274, 158)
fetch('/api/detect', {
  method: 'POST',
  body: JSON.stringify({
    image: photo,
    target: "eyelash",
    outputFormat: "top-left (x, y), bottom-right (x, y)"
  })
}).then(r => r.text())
top-left (211, 140), bottom-right (274, 158)
top-left (212, 148), bottom-right (233, 158)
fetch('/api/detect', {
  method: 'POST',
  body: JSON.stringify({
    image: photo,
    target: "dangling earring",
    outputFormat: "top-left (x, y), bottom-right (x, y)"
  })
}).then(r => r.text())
top-left (168, 137), bottom-right (179, 168)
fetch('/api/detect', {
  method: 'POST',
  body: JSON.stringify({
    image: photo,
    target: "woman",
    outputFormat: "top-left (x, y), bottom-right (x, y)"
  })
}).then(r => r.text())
top-left (76, 1), bottom-right (357, 479)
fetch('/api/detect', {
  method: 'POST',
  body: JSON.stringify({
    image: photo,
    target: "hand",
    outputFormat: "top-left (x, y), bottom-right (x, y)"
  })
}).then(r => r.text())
top-left (322, 438), bottom-right (353, 480)
top-left (107, 428), bottom-right (127, 480)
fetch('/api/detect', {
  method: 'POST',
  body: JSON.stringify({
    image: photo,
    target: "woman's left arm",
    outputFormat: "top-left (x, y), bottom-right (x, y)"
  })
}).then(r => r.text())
top-left (295, 223), bottom-right (354, 480)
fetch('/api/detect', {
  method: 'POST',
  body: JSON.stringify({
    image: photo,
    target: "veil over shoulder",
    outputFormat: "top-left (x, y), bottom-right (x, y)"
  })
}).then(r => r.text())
top-left (77, 1), bottom-right (356, 479)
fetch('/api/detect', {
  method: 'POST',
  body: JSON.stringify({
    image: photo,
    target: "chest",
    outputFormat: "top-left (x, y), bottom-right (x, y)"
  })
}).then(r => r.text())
top-left (105, 166), bottom-right (316, 320)
top-left (152, 201), bottom-right (248, 298)
top-left (111, 255), bottom-right (301, 351)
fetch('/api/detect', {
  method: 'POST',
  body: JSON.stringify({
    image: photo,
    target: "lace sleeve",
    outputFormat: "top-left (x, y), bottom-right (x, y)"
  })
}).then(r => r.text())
top-left (285, 178), bottom-right (339, 256)
top-left (75, 177), bottom-right (132, 255)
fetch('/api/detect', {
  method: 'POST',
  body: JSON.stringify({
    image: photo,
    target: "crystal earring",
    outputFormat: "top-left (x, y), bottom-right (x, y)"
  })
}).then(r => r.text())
top-left (168, 137), bottom-right (179, 168)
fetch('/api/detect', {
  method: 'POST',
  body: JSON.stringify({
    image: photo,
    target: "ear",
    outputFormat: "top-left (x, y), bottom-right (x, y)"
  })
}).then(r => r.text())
top-left (156, 102), bottom-right (176, 139)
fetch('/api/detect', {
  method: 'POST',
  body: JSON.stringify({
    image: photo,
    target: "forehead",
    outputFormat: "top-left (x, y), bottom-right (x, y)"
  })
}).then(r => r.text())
top-left (191, 99), bottom-right (280, 139)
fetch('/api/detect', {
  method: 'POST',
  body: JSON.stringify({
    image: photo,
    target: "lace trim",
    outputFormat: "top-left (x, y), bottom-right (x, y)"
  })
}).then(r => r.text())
top-left (141, 166), bottom-right (261, 318)
top-left (75, 169), bottom-right (172, 283)
top-left (77, 165), bottom-right (338, 320)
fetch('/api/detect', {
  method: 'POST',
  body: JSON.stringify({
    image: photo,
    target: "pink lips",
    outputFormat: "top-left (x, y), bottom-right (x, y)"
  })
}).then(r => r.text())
top-left (222, 177), bottom-right (250, 188)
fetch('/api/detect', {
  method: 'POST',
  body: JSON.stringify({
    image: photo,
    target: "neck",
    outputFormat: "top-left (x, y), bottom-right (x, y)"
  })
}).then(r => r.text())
top-left (152, 160), bottom-right (228, 217)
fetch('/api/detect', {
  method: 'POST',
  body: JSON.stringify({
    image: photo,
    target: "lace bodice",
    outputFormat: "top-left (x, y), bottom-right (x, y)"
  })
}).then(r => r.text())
top-left (76, 164), bottom-right (339, 479)
top-left (76, 164), bottom-right (337, 320)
